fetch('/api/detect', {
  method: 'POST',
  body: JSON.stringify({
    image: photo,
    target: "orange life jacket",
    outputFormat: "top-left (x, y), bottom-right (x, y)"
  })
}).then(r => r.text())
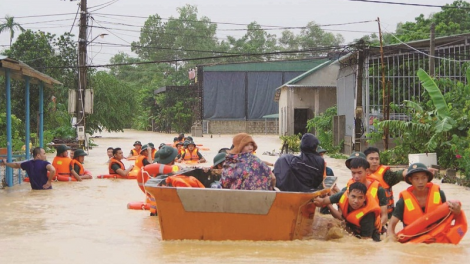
top-left (52, 156), bottom-right (72, 176)
top-left (183, 148), bottom-right (199, 161)
top-left (70, 159), bottom-right (84, 175)
top-left (346, 179), bottom-right (380, 203)
top-left (338, 190), bottom-right (382, 233)
top-left (369, 165), bottom-right (394, 213)
top-left (108, 157), bottom-right (125, 174)
top-left (151, 148), bottom-right (157, 160)
top-left (135, 154), bottom-right (148, 169)
top-left (400, 182), bottom-right (442, 226)
top-left (165, 175), bottom-right (205, 188)
top-left (131, 149), bottom-right (139, 156)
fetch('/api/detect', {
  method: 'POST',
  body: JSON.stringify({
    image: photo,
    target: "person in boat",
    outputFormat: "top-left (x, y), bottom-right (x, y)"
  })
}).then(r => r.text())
top-left (52, 144), bottom-right (72, 179)
top-left (387, 163), bottom-right (463, 242)
top-left (218, 147), bottom-right (231, 154)
top-left (331, 181), bottom-right (382, 241)
top-left (221, 133), bottom-right (276, 190)
top-left (106, 147), bottom-right (113, 163)
top-left (205, 152), bottom-right (226, 188)
top-left (317, 146), bottom-right (334, 176)
top-left (178, 141), bottom-right (206, 163)
top-left (159, 143), bottom-right (166, 150)
top-left (135, 144), bottom-right (152, 169)
top-left (70, 149), bottom-right (92, 181)
top-left (110, 148), bottom-right (135, 177)
top-left (127, 141), bottom-right (142, 159)
top-left (314, 157), bottom-right (389, 228)
top-left (364, 147), bottom-right (408, 219)
top-left (2, 147), bottom-right (56, 190)
top-left (148, 143), bottom-right (157, 160)
top-left (273, 133), bottom-right (325, 192)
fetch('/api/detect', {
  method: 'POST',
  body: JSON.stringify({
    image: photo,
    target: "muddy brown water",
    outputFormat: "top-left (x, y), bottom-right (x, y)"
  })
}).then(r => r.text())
top-left (1, 130), bottom-right (469, 263)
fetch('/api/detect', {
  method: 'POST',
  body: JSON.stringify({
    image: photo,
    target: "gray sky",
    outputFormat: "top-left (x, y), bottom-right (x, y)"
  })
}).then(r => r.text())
top-left (0, 0), bottom-right (458, 65)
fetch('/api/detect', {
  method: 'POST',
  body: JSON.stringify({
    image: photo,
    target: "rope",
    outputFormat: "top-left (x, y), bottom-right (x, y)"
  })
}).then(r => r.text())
top-left (398, 211), bottom-right (453, 240)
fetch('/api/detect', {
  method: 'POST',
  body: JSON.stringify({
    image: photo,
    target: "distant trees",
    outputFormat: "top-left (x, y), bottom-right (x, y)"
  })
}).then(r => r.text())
top-left (0, 15), bottom-right (25, 46)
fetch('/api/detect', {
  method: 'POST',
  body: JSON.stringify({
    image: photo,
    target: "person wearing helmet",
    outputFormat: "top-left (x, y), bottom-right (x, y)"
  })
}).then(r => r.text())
top-left (175, 141), bottom-right (185, 160)
top-left (135, 144), bottom-right (152, 169)
top-left (178, 141), bottom-right (206, 163)
top-left (128, 141), bottom-right (142, 159)
top-left (70, 149), bottom-right (93, 181)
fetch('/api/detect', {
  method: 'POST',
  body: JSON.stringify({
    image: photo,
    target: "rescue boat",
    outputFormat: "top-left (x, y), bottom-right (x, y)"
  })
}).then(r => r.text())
top-left (145, 176), bottom-right (335, 241)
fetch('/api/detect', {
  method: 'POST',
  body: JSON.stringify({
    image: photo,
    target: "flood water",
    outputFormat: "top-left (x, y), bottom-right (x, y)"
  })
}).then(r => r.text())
top-left (1, 130), bottom-right (469, 263)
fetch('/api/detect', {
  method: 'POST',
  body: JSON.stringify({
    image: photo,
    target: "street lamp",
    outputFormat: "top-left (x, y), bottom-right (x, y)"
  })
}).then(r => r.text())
top-left (88, 33), bottom-right (108, 44)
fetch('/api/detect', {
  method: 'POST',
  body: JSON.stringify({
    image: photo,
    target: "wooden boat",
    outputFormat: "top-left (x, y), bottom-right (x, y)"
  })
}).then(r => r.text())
top-left (145, 174), bottom-right (335, 241)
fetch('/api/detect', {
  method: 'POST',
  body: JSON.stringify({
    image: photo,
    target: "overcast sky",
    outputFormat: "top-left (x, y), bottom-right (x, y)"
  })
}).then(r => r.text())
top-left (0, 0), bottom-right (459, 65)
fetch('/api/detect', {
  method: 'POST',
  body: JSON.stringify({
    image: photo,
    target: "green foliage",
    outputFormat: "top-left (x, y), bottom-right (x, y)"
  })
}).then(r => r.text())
top-left (0, 15), bottom-right (25, 46)
top-left (279, 134), bottom-right (301, 153)
top-left (0, 113), bottom-right (24, 151)
top-left (367, 68), bottom-right (470, 181)
top-left (306, 106), bottom-right (341, 153)
top-left (85, 71), bottom-right (138, 133)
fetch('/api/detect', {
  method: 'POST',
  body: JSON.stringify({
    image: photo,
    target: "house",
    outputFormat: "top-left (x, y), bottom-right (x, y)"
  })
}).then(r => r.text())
top-left (198, 58), bottom-right (329, 134)
top-left (274, 60), bottom-right (339, 135)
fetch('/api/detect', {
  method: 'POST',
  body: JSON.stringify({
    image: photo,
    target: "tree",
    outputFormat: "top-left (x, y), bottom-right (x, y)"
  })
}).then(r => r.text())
top-left (0, 15), bottom-right (25, 46)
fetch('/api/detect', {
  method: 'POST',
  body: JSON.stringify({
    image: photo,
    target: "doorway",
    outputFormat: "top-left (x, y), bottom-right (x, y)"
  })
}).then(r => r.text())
top-left (294, 108), bottom-right (309, 135)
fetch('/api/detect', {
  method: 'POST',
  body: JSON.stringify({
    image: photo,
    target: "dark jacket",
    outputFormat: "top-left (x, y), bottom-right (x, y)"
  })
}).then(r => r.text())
top-left (273, 133), bottom-right (325, 192)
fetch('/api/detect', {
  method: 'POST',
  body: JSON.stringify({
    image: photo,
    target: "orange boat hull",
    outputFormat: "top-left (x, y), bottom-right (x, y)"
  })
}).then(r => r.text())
top-left (145, 180), bottom-right (330, 241)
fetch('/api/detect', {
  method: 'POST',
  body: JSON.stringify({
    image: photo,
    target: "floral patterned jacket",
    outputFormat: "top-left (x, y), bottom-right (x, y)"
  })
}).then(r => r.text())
top-left (221, 152), bottom-right (273, 190)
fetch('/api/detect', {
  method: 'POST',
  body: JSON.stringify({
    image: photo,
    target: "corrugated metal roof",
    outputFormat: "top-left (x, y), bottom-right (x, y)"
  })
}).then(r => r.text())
top-left (283, 60), bottom-right (333, 85)
top-left (203, 58), bottom-right (329, 72)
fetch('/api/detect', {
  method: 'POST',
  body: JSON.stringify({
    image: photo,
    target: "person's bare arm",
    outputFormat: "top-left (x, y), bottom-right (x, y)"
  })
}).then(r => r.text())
top-left (70, 169), bottom-right (83, 181)
top-left (1, 160), bottom-right (21, 169)
top-left (328, 204), bottom-right (343, 220)
top-left (116, 165), bottom-right (134, 177)
top-left (314, 196), bottom-right (332, 207)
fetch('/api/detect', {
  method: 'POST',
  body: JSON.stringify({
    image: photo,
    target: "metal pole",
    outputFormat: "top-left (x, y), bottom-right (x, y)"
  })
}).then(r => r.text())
top-left (39, 82), bottom-right (44, 148)
top-left (5, 69), bottom-right (13, 187)
top-left (77, 0), bottom-right (88, 148)
top-left (429, 23), bottom-right (436, 77)
top-left (25, 77), bottom-right (30, 161)
top-left (377, 17), bottom-right (389, 150)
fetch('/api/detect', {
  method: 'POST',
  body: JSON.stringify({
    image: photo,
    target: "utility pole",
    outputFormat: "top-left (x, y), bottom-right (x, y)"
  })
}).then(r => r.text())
top-left (77, 0), bottom-right (87, 148)
top-left (429, 23), bottom-right (436, 76)
top-left (377, 17), bottom-right (389, 150)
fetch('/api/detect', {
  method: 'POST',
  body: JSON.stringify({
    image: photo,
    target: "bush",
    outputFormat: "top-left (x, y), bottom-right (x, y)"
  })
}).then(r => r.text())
top-left (306, 106), bottom-right (341, 153)
top-left (279, 134), bottom-right (301, 153)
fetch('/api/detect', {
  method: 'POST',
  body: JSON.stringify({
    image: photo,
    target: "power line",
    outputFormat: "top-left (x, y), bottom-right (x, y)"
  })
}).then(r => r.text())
top-left (69, 3), bottom-right (81, 34)
top-left (88, 0), bottom-right (118, 9)
top-left (42, 46), bottom-right (347, 69)
top-left (89, 0), bottom-right (120, 12)
top-left (13, 13), bottom-right (79, 19)
top-left (347, 0), bottom-right (470, 9)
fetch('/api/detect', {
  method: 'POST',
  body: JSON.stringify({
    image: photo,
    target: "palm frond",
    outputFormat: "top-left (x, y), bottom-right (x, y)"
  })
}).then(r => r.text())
top-left (417, 69), bottom-right (450, 118)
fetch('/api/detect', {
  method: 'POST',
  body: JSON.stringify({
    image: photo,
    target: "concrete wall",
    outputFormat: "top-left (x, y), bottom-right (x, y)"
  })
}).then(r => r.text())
top-left (206, 120), bottom-right (278, 134)
top-left (278, 87), bottom-right (337, 135)
top-left (296, 63), bottom-right (340, 87)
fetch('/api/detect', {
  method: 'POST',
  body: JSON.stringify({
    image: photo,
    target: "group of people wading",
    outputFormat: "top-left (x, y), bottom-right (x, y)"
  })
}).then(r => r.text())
top-left (1, 132), bottom-right (467, 244)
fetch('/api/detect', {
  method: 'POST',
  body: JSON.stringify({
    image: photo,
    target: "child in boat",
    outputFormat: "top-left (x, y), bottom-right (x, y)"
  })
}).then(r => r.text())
top-left (221, 133), bottom-right (276, 190)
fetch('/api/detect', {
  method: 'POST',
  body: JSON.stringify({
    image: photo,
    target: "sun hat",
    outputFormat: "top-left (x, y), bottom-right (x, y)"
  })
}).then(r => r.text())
top-left (140, 144), bottom-right (148, 154)
top-left (405, 162), bottom-right (433, 184)
top-left (133, 141), bottom-right (142, 146)
top-left (73, 149), bottom-right (88, 159)
top-left (317, 147), bottom-right (327, 153)
top-left (154, 145), bottom-right (178, 164)
top-left (230, 133), bottom-right (258, 154)
top-left (345, 152), bottom-right (367, 169)
top-left (56, 144), bottom-right (71, 155)
top-left (213, 153), bottom-right (227, 167)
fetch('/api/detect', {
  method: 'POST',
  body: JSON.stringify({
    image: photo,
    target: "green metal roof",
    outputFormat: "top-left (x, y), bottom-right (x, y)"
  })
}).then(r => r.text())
top-left (283, 60), bottom-right (334, 85)
top-left (203, 58), bottom-right (329, 72)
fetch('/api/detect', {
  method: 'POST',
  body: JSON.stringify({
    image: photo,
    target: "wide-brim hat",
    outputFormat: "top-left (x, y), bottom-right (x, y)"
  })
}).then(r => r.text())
top-left (154, 146), bottom-right (178, 165)
top-left (148, 143), bottom-right (155, 148)
top-left (140, 144), bottom-right (148, 154)
top-left (213, 153), bottom-right (227, 166)
top-left (56, 144), bottom-right (71, 155)
top-left (405, 162), bottom-right (433, 184)
top-left (133, 141), bottom-right (142, 146)
top-left (345, 152), bottom-right (367, 169)
top-left (230, 133), bottom-right (258, 154)
top-left (73, 149), bottom-right (88, 158)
